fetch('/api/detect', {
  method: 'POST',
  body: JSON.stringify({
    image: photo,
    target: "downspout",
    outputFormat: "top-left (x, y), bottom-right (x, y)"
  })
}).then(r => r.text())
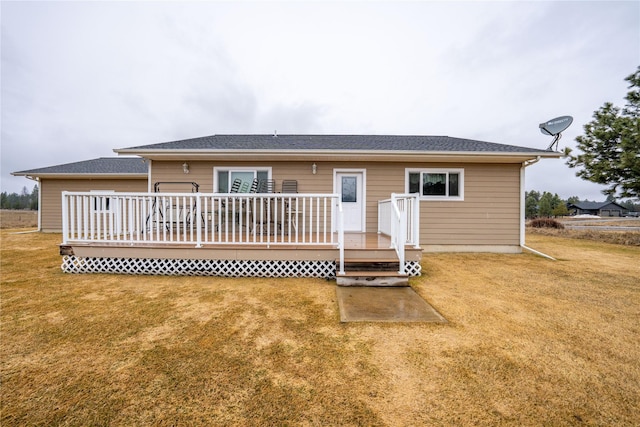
top-left (520, 157), bottom-right (557, 261)
top-left (24, 175), bottom-right (42, 231)
top-left (36, 177), bottom-right (41, 231)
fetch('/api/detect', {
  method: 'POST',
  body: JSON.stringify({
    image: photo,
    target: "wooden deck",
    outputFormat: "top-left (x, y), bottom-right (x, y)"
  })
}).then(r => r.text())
top-left (60, 192), bottom-right (422, 277)
top-left (60, 232), bottom-right (423, 278)
top-left (61, 232), bottom-right (421, 262)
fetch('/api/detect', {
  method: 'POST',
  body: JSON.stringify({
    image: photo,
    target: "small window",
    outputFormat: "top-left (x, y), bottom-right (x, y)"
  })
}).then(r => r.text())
top-left (407, 169), bottom-right (464, 200)
top-left (91, 191), bottom-right (115, 212)
top-left (341, 176), bottom-right (357, 202)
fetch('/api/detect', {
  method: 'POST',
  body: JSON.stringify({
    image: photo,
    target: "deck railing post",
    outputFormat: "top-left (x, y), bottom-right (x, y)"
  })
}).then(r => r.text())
top-left (195, 194), bottom-right (202, 248)
top-left (389, 193), bottom-right (406, 274)
top-left (412, 192), bottom-right (420, 248)
top-left (337, 197), bottom-right (345, 276)
top-left (398, 205), bottom-right (406, 275)
top-left (61, 192), bottom-right (69, 244)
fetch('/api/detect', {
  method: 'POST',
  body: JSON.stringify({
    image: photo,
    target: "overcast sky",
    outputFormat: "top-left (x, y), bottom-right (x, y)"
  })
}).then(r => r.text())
top-left (2, 1), bottom-right (638, 200)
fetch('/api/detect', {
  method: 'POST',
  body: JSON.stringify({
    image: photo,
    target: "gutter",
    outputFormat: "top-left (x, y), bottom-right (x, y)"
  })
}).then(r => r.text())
top-left (520, 156), bottom-right (556, 260)
top-left (114, 148), bottom-right (563, 158)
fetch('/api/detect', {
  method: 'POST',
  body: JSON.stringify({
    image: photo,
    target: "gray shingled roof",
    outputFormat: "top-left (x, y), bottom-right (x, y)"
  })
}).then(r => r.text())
top-left (13, 157), bottom-right (148, 176)
top-left (568, 201), bottom-right (625, 210)
top-left (120, 134), bottom-right (553, 154)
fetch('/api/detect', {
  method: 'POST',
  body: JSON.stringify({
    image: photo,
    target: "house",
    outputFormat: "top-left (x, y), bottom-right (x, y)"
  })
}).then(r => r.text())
top-left (12, 158), bottom-right (148, 232)
top-left (13, 134), bottom-right (561, 280)
top-left (567, 201), bottom-right (627, 217)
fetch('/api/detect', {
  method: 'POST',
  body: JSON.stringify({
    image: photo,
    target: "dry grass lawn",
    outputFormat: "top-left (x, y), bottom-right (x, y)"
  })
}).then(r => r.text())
top-left (529, 226), bottom-right (640, 246)
top-left (1, 229), bottom-right (639, 425)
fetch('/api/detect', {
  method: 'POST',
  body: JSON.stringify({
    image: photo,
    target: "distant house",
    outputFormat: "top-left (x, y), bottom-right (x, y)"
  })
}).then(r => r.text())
top-left (13, 134), bottom-right (562, 278)
top-left (12, 158), bottom-right (148, 232)
top-left (567, 201), bottom-right (627, 217)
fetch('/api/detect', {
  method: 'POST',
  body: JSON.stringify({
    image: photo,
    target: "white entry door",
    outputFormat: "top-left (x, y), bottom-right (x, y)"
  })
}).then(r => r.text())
top-left (335, 170), bottom-right (365, 232)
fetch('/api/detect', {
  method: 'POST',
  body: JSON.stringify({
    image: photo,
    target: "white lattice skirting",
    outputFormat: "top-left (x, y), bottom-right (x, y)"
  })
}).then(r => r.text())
top-left (61, 256), bottom-right (421, 278)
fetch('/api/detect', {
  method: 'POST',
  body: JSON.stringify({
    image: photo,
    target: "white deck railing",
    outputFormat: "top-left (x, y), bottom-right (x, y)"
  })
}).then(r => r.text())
top-left (378, 193), bottom-right (421, 274)
top-left (62, 192), bottom-right (344, 249)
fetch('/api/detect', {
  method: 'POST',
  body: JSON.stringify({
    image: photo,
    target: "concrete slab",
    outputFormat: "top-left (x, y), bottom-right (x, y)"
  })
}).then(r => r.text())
top-left (336, 286), bottom-right (448, 323)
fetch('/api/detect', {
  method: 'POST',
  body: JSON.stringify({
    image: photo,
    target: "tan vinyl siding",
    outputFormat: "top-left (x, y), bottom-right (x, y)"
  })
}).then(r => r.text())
top-left (40, 178), bottom-right (147, 232)
top-left (150, 160), bottom-right (522, 247)
top-left (421, 164), bottom-right (521, 246)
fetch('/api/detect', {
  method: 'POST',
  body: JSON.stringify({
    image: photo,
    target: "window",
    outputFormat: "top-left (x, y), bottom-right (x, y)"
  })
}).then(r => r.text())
top-left (406, 169), bottom-right (464, 200)
top-left (341, 176), bottom-right (357, 202)
top-left (214, 167), bottom-right (271, 193)
top-left (91, 191), bottom-right (115, 212)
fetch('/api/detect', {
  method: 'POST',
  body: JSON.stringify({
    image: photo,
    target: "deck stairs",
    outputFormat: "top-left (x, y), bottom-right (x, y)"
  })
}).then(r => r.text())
top-left (336, 256), bottom-right (409, 287)
top-left (336, 244), bottom-right (416, 286)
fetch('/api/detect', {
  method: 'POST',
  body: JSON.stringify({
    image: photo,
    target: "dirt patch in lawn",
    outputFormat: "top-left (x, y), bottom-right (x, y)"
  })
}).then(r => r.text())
top-left (1, 230), bottom-right (639, 425)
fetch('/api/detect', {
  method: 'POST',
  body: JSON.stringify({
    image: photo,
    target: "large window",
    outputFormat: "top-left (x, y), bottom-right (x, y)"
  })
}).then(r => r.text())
top-left (406, 169), bottom-right (464, 200)
top-left (214, 167), bottom-right (271, 193)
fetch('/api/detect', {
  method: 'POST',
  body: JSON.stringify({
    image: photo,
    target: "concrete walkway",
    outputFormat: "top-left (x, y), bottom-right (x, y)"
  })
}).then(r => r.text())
top-left (336, 286), bottom-right (447, 323)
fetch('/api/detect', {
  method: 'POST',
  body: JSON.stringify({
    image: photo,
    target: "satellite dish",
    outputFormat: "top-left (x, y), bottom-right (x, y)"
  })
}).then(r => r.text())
top-left (539, 115), bottom-right (573, 150)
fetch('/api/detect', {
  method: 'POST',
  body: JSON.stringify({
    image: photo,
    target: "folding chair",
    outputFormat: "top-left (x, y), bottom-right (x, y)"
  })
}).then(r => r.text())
top-left (258, 179), bottom-right (276, 193)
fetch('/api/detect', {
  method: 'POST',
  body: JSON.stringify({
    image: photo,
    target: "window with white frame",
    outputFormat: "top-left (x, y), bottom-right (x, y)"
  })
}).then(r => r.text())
top-left (91, 190), bottom-right (115, 212)
top-left (214, 167), bottom-right (272, 193)
top-left (406, 169), bottom-right (464, 200)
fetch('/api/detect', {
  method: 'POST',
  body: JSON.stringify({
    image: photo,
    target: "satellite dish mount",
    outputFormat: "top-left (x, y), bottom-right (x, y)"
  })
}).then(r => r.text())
top-left (539, 115), bottom-right (573, 151)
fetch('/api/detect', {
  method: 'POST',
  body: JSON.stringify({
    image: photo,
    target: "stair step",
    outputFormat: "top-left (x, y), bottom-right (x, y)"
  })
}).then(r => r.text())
top-left (339, 259), bottom-right (400, 272)
top-left (336, 273), bottom-right (409, 287)
top-left (340, 271), bottom-right (407, 277)
top-left (340, 258), bottom-right (399, 263)
top-left (337, 270), bottom-right (409, 287)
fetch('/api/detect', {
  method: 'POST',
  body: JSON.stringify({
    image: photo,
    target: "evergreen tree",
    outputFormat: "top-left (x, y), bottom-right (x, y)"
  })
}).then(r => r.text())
top-left (538, 192), bottom-right (554, 217)
top-left (566, 67), bottom-right (640, 199)
top-left (30, 185), bottom-right (39, 210)
top-left (552, 202), bottom-right (569, 217)
top-left (567, 196), bottom-right (580, 204)
top-left (525, 191), bottom-right (541, 218)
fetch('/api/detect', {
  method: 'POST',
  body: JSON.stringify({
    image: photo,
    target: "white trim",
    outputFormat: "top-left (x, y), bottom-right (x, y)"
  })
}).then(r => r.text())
top-left (37, 177), bottom-right (42, 231)
top-left (333, 168), bottom-right (366, 232)
top-left (405, 168), bottom-right (465, 201)
top-left (520, 164), bottom-right (525, 246)
top-left (115, 148), bottom-right (563, 161)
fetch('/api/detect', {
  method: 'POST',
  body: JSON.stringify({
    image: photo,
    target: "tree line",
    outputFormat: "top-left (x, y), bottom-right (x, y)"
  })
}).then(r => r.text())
top-left (1, 185), bottom-right (39, 210)
top-left (525, 190), bottom-right (639, 219)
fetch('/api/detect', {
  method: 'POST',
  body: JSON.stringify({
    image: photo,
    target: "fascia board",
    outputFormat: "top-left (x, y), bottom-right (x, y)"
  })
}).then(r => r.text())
top-left (115, 148), bottom-right (563, 163)
top-left (10, 173), bottom-right (148, 179)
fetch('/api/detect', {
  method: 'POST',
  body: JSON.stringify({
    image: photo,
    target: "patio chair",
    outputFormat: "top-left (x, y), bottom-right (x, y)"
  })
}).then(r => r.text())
top-left (282, 180), bottom-right (298, 194)
top-left (258, 179), bottom-right (276, 193)
top-left (281, 180), bottom-right (299, 234)
top-left (249, 178), bottom-right (260, 193)
top-left (230, 178), bottom-right (242, 193)
top-left (214, 178), bottom-right (243, 231)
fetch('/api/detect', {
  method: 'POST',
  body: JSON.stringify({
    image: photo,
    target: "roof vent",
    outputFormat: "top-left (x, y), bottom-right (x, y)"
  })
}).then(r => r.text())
top-left (273, 130), bottom-right (277, 138)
